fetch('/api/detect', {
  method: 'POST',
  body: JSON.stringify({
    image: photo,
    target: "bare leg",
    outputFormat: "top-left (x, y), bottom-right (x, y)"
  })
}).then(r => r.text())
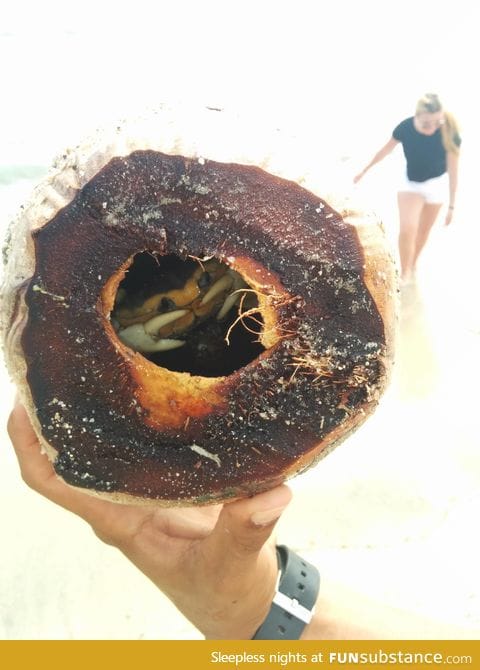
top-left (412, 202), bottom-right (442, 269)
top-left (397, 191), bottom-right (425, 280)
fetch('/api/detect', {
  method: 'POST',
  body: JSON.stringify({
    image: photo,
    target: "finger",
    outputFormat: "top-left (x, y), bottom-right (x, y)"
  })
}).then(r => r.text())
top-left (7, 403), bottom-right (122, 526)
top-left (202, 484), bottom-right (292, 568)
top-left (7, 402), bottom-right (58, 488)
top-left (8, 404), bottom-right (233, 548)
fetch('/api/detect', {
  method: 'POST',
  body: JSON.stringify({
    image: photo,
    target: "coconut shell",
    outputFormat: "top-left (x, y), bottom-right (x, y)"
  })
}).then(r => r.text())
top-left (0, 106), bottom-right (397, 506)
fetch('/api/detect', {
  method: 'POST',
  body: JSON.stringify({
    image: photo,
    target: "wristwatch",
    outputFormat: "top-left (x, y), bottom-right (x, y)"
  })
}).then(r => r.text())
top-left (252, 545), bottom-right (320, 640)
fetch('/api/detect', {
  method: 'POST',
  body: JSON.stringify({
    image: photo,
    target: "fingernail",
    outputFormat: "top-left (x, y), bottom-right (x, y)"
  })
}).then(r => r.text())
top-left (250, 506), bottom-right (289, 526)
top-left (247, 485), bottom-right (292, 526)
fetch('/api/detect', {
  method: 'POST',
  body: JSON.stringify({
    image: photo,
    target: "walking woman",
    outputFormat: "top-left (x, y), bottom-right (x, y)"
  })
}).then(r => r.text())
top-left (354, 93), bottom-right (461, 281)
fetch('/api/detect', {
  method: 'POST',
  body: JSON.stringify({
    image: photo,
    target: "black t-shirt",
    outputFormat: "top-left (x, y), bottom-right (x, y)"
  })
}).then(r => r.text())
top-left (392, 117), bottom-right (461, 182)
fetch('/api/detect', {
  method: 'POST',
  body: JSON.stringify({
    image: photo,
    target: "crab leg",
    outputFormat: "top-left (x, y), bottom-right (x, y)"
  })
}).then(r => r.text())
top-left (118, 323), bottom-right (185, 353)
top-left (144, 309), bottom-right (189, 335)
top-left (216, 273), bottom-right (248, 320)
top-left (200, 274), bottom-right (233, 305)
top-left (216, 289), bottom-right (246, 320)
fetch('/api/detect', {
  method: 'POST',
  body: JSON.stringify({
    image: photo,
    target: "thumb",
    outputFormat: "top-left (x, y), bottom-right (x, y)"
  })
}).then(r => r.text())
top-left (203, 484), bottom-right (292, 567)
top-left (188, 485), bottom-right (292, 640)
top-left (198, 484), bottom-right (293, 638)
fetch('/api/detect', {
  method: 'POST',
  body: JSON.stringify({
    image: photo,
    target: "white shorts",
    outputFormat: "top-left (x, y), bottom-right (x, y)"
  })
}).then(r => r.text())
top-left (398, 172), bottom-right (448, 204)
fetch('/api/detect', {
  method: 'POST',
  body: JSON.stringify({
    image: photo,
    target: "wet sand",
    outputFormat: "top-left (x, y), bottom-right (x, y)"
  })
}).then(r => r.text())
top-left (0, 178), bottom-right (479, 639)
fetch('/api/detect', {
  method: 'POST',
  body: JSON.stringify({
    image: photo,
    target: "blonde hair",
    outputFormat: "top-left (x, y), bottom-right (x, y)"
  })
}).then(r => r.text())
top-left (416, 93), bottom-right (461, 155)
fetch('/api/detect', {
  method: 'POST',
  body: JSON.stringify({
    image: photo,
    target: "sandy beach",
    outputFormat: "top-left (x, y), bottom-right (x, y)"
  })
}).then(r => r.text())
top-left (0, 155), bottom-right (479, 640)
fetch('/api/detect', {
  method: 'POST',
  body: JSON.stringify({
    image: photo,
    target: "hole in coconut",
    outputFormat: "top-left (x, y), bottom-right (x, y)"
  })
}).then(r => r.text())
top-left (111, 252), bottom-right (265, 377)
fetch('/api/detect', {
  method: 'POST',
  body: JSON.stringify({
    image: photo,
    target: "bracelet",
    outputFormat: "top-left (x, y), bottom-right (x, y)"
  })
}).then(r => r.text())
top-left (252, 545), bottom-right (320, 640)
top-left (448, 205), bottom-right (455, 210)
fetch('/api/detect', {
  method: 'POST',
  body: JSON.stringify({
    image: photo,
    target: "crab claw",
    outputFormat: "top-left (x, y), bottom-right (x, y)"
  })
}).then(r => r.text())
top-left (118, 323), bottom-right (185, 353)
top-left (144, 309), bottom-right (189, 336)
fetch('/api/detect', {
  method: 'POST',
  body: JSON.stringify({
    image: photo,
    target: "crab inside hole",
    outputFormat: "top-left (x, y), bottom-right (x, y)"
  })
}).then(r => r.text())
top-left (111, 252), bottom-right (265, 377)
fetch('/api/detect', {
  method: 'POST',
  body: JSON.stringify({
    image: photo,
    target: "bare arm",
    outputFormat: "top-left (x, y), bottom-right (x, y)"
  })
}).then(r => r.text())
top-left (354, 137), bottom-right (399, 183)
top-left (300, 581), bottom-right (474, 640)
top-left (445, 151), bottom-right (460, 226)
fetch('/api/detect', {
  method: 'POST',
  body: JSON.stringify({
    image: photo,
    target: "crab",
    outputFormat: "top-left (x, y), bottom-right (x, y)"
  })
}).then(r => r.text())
top-left (112, 256), bottom-right (250, 355)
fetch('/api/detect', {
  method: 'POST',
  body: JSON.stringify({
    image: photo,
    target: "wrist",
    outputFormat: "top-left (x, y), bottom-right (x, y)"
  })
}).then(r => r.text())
top-left (252, 546), bottom-right (320, 640)
top-left (191, 547), bottom-right (278, 640)
top-left (191, 584), bottom-right (275, 640)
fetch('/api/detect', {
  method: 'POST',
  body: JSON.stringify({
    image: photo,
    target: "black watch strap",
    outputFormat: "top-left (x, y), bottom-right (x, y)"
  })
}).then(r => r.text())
top-left (252, 545), bottom-right (320, 640)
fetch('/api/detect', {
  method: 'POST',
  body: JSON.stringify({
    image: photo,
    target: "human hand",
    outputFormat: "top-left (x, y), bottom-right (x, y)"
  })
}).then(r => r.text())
top-left (444, 207), bottom-right (454, 226)
top-left (353, 170), bottom-right (365, 184)
top-left (7, 402), bottom-right (292, 640)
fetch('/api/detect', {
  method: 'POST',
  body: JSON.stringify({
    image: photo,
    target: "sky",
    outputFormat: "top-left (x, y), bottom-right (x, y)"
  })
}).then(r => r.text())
top-left (1, 0), bottom-right (478, 166)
